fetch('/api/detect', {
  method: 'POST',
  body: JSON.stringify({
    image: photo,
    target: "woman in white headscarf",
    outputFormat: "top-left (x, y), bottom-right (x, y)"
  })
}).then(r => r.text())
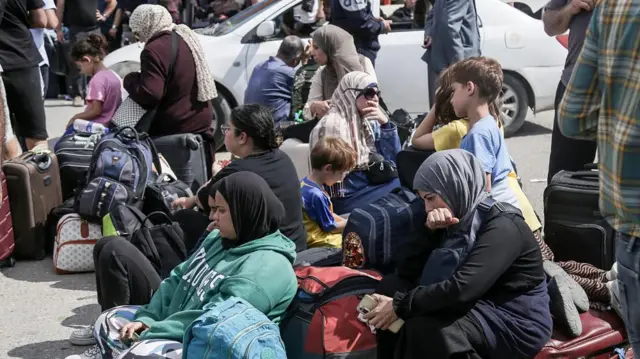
top-left (309, 71), bottom-right (401, 214)
top-left (123, 4), bottom-right (217, 140)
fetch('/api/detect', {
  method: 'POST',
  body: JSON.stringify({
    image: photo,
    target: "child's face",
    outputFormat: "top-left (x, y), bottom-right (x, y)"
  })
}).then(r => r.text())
top-left (75, 57), bottom-right (96, 76)
top-left (321, 165), bottom-right (348, 186)
top-left (450, 81), bottom-right (474, 118)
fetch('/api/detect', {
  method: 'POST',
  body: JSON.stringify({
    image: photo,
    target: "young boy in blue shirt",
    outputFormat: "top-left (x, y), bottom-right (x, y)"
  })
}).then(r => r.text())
top-left (448, 57), bottom-right (521, 209)
top-left (301, 137), bottom-right (356, 248)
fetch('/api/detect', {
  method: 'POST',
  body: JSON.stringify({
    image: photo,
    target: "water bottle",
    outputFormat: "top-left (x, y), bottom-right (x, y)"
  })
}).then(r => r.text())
top-left (73, 119), bottom-right (109, 135)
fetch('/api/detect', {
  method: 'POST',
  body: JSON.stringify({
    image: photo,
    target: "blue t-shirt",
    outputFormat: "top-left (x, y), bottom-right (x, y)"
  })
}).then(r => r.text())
top-left (300, 177), bottom-right (337, 232)
top-left (460, 116), bottom-right (513, 184)
top-left (244, 56), bottom-right (295, 124)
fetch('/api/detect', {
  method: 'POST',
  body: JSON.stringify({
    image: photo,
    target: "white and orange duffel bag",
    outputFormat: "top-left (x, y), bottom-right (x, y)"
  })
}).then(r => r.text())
top-left (53, 213), bottom-right (101, 274)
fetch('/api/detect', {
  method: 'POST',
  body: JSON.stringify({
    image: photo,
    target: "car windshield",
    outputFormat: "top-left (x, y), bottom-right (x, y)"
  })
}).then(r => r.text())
top-left (204, 0), bottom-right (282, 37)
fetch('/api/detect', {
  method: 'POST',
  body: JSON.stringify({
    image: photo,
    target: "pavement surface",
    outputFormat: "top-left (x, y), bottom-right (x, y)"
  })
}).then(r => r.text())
top-left (0, 100), bottom-right (557, 359)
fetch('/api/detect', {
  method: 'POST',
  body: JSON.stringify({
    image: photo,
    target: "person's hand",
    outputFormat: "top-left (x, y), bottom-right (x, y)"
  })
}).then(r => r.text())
top-left (119, 321), bottom-right (148, 341)
top-left (423, 35), bottom-right (432, 48)
top-left (362, 294), bottom-right (399, 330)
top-left (311, 100), bottom-right (331, 119)
top-left (108, 27), bottom-right (117, 38)
top-left (96, 10), bottom-right (106, 22)
top-left (56, 29), bottom-right (64, 42)
top-left (380, 19), bottom-right (392, 34)
top-left (361, 103), bottom-right (388, 125)
top-left (426, 207), bottom-right (459, 230)
top-left (301, 41), bottom-right (313, 64)
top-left (172, 196), bottom-right (196, 211)
top-left (207, 221), bottom-right (217, 231)
top-left (568, 0), bottom-right (595, 14)
top-left (66, 116), bottom-right (78, 129)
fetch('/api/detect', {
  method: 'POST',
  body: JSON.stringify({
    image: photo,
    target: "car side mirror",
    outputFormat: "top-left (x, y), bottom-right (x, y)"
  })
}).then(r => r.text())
top-left (256, 21), bottom-right (276, 38)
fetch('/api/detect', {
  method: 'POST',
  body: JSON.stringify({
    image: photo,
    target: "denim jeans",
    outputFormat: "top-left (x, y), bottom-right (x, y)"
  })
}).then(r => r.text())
top-left (615, 232), bottom-right (640, 353)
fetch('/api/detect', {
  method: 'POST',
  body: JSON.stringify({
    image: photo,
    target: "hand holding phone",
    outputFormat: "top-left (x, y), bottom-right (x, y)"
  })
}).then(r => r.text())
top-left (357, 295), bottom-right (405, 333)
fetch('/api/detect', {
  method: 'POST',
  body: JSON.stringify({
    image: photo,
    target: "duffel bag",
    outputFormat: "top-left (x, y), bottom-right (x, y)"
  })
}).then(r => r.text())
top-left (343, 187), bottom-right (427, 274)
top-left (280, 266), bottom-right (381, 359)
top-left (142, 173), bottom-right (193, 216)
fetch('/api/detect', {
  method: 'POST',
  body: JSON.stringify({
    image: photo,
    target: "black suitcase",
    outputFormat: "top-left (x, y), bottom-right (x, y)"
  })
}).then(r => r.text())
top-left (54, 132), bottom-right (102, 200)
top-left (396, 147), bottom-right (435, 189)
top-left (543, 169), bottom-right (616, 270)
top-left (153, 133), bottom-right (209, 193)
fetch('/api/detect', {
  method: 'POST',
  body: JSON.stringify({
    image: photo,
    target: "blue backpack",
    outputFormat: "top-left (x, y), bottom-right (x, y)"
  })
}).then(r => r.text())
top-left (183, 297), bottom-right (287, 359)
top-left (420, 197), bottom-right (522, 286)
top-left (75, 127), bottom-right (160, 220)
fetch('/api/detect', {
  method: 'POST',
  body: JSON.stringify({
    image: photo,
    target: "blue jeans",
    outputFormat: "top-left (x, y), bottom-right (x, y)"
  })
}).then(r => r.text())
top-left (615, 232), bottom-right (640, 353)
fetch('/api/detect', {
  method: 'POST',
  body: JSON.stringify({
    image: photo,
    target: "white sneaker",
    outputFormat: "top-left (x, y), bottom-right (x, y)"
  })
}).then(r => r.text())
top-left (70, 325), bottom-right (97, 346)
top-left (65, 345), bottom-right (102, 359)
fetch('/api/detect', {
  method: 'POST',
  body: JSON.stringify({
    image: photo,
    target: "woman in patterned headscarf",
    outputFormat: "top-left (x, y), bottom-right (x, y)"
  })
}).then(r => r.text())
top-left (123, 5), bottom-right (217, 141)
top-left (309, 71), bottom-right (401, 214)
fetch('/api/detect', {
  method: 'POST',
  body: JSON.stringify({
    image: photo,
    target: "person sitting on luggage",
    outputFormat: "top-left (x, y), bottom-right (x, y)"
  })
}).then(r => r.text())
top-left (125, 5), bottom-right (217, 155)
top-left (309, 71), bottom-right (401, 214)
top-left (301, 137), bottom-right (356, 248)
top-left (369, 149), bottom-right (552, 359)
top-left (303, 25), bottom-right (377, 121)
top-left (66, 172), bottom-right (298, 359)
top-left (410, 66), bottom-right (542, 243)
top-left (244, 35), bottom-right (307, 125)
top-left (62, 34), bottom-right (122, 136)
top-left (171, 104), bottom-right (308, 252)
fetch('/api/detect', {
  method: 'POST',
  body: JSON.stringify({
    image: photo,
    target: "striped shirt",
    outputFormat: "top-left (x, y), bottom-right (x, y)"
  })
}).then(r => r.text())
top-left (558, 0), bottom-right (640, 237)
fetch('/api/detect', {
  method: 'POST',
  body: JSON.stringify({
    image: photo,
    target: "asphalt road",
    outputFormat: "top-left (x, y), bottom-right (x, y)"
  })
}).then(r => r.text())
top-left (0, 101), bottom-right (556, 359)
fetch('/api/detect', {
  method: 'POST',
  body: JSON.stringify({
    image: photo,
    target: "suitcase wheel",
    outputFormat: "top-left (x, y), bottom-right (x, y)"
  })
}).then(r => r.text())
top-left (0, 256), bottom-right (15, 268)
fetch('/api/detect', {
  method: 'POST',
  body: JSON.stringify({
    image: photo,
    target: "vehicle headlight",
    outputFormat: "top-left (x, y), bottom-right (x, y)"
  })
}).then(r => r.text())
top-left (109, 61), bottom-right (141, 79)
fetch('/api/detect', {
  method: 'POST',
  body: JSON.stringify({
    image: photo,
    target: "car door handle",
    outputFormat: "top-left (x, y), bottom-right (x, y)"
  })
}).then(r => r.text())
top-left (233, 61), bottom-right (241, 67)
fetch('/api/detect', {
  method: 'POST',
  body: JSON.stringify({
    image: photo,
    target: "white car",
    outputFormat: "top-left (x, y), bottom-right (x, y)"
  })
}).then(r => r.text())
top-left (105, 0), bottom-right (567, 147)
top-left (503, 0), bottom-right (549, 18)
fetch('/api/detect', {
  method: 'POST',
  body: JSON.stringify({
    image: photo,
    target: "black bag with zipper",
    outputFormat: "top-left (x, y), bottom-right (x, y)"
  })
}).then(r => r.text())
top-left (543, 165), bottom-right (616, 270)
top-left (143, 173), bottom-right (194, 217)
top-left (54, 132), bottom-right (103, 200)
top-left (102, 204), bottom-right (152, 241)
top-left (130, 211), bottom-right (187, 278)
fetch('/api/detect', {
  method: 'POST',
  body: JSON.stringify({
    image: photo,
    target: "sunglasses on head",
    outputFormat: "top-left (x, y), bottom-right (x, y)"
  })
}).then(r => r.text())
top-left (345, 87), bottom-right (381, 100)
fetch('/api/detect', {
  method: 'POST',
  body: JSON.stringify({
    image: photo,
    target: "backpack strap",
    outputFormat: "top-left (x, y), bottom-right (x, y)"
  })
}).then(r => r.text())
top-left (468, 197), bottom-right (523, 247)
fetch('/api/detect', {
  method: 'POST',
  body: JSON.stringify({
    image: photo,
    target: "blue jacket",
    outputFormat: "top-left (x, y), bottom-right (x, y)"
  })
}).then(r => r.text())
top-left (422, 0), bottom-right (481, 73)
top-left (244, 56), bottom-right (295, 123)
top-left (330, 0), bottom-right (383, 60)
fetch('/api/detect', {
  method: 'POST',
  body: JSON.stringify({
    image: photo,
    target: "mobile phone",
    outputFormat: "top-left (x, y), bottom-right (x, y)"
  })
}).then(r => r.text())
top-left (357, 294), bottom-right (378, 314)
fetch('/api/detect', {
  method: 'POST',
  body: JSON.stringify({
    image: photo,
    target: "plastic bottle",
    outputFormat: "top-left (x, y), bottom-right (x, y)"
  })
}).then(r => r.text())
top-left (73, 119), bottom-right (109, 135)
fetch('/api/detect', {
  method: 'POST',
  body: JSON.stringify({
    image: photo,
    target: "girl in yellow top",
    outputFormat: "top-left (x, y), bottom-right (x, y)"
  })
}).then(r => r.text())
top-left (411, 69), bottom-right (542, 235)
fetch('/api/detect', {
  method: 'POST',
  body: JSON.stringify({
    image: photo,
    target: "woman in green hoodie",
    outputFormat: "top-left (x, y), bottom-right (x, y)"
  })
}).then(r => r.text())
top-left (83, 172), bottom-right (298, 359)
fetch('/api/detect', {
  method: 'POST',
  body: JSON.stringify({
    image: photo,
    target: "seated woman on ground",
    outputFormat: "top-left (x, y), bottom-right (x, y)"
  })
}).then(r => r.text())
top-left (67, 172), bottom-right (298, 359)
top-left (367, 149), bottom-right (552, 359)
top-left (309, 71), bottom-right (401, 214)
top-left (411, 67), bottom-right (543, 240)
top-left (303, 24), bottom-right (377, 121)
top-left (171, 104), bottom-right (307, 252)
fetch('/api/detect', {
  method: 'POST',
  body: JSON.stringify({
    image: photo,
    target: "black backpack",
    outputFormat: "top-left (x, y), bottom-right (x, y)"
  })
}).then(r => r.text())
top-left (143, 174), bottom-right (194, 217)
top-left (130, 211), bottom-right (187, 278)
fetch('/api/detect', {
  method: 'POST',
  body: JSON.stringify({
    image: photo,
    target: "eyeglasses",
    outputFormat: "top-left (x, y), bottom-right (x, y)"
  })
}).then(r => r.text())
top-left (345, 87), bottom-right (381, 100)
top-left (221, 125), bottom-right (232, 134)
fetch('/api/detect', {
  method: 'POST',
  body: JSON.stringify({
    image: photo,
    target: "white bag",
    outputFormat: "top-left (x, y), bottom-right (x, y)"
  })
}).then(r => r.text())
top-left (53, 214), bottom-right (102, 274)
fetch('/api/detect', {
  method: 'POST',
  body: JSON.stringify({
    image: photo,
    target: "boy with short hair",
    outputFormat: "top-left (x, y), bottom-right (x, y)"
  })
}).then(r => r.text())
top-left (448, 56), bottom-right (521, 209)
top-left (301, 137), bottom-right (356, 248)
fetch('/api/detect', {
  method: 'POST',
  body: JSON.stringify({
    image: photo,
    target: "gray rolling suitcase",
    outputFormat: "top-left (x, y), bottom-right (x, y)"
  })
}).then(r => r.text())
top-left (152, 133), bottom-right (209, 192)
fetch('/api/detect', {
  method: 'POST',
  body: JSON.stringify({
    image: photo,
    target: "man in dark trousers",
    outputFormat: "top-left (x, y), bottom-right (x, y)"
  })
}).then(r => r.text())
top-left (55, 0), bottom-right (102, 107)
top-left (422, 0), bottom-right (481, 106)
top-left (543, 0), bottom-right (597, 183)
top-left (0, 0), bottom-right (50, 151)
top-left (330, 0), bottom-right (392, 66)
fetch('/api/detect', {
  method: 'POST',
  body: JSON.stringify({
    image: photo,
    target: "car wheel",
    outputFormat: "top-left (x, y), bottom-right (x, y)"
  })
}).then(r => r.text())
top-left (500, 73), bottom-right (529, 137)
top-left (211, 93), bottom-right (232, 151)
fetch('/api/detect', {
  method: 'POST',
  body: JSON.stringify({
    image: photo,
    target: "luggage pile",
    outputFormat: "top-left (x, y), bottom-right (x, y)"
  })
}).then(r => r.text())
top-left (0, 126), bottom-right (207, 276)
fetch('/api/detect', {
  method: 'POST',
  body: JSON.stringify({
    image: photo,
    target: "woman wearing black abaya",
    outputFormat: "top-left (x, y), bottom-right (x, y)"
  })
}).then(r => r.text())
top-left (365, 149), bottom-right (552, 359)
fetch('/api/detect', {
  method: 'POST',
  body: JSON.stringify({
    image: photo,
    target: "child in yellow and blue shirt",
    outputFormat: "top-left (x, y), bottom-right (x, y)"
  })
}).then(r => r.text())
top-left (301, 137), bottom-right (357, 248)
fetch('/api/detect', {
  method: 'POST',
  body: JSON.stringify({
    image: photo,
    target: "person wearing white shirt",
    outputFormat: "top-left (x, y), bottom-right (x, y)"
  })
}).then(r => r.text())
top-left (29, 0), bottom-right (58, 98)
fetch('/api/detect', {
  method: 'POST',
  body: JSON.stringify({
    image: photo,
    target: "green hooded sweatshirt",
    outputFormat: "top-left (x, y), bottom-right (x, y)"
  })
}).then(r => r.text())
top-left (134, 229), bottom-right (298, 342)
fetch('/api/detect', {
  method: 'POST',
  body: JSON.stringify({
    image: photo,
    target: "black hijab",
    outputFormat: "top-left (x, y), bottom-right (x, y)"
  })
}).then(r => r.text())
top-left (216, 172), bottom-right (285, 248)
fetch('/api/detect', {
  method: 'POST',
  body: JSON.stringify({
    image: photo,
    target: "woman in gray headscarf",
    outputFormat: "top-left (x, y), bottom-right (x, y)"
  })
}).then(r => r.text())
top-left (302, 24), bottom-right (377, 120)
top-left (363, 149), bottom-right (552, 359)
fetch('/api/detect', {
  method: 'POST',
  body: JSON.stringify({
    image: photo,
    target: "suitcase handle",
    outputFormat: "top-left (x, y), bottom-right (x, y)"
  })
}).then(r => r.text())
top-left (570, 170), bottom-right (599, 180)
top-left (31, 153), bottom-right (52, 172)
top-left (114, 126), bottom-right (140, 142)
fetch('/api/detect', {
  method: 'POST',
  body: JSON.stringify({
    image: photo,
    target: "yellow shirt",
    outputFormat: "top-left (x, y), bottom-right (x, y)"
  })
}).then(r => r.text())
top-left (300, 181), bottom-right (343, 249)
top-left (432, 119), bottom-right (542, 232)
